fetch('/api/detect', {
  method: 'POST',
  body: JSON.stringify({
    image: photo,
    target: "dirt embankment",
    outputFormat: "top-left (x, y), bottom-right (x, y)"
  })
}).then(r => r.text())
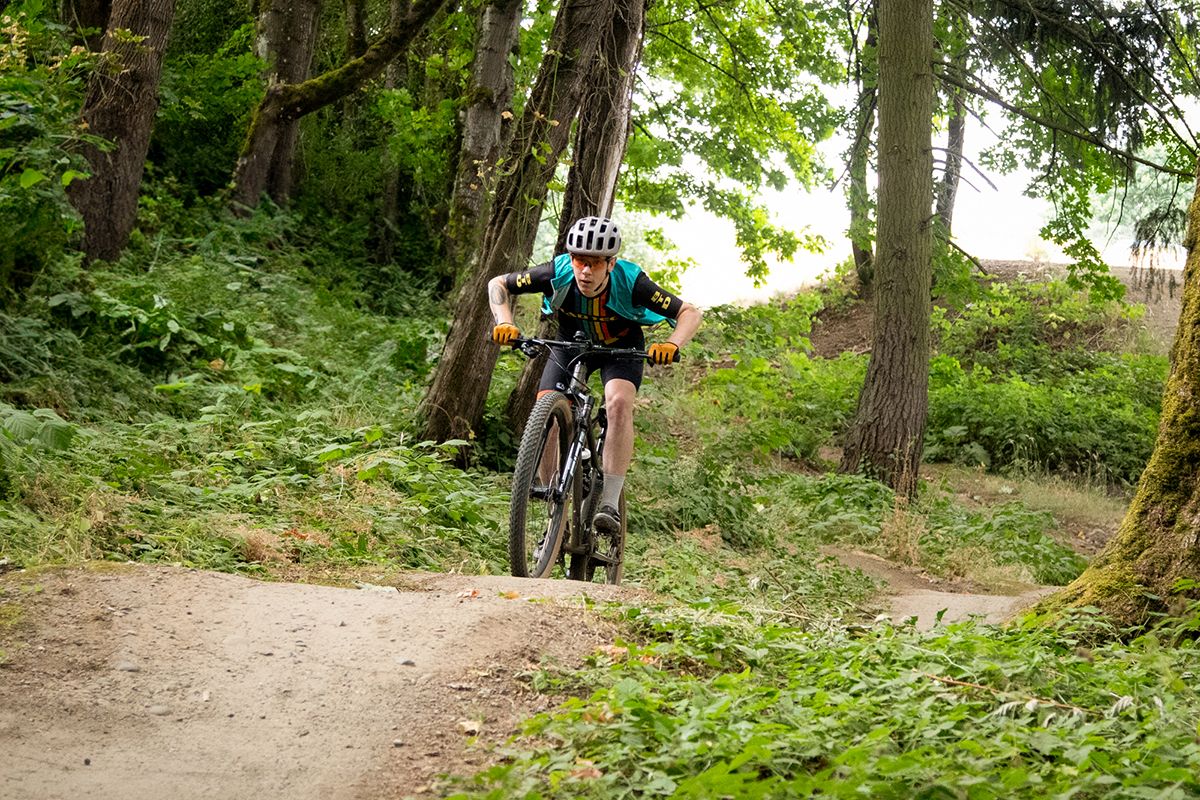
top-left (0, 566), bottom-right (631, 800)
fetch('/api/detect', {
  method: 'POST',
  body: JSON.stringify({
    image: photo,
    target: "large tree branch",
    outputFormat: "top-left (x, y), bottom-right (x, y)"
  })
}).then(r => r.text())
top-left (933, 65), bottom-right (1195, 179)
top-left (270, 0), bottom-right (446, 123)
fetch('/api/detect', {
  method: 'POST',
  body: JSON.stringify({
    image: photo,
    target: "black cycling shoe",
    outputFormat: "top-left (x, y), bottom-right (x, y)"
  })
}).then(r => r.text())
top-left (593, 503), bottom-right (621, 534)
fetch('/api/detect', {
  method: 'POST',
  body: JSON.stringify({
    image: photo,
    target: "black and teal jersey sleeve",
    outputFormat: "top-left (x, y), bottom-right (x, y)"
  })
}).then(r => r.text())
top-left (632, 273), bottom-right (684, 320)
top-left (504, 261), bottom-right (555, 295)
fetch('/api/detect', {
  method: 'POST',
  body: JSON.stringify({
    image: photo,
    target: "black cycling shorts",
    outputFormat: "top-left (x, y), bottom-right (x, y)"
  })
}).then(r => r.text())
top-left (537, 330), bottom-right (645, 393)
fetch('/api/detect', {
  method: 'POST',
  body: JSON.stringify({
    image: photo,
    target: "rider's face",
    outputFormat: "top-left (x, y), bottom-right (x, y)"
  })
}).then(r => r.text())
top-left (571, 254), bottom-right (613, 297)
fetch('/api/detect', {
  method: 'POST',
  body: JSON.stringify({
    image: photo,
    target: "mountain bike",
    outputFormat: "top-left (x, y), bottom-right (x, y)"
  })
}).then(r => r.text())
top-left (506, 334), bottom-right (674, 584)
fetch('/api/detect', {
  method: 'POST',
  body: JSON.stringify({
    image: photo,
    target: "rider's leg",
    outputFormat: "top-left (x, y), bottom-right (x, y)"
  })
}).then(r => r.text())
top-left (598, 378), bottom-right (636, 511)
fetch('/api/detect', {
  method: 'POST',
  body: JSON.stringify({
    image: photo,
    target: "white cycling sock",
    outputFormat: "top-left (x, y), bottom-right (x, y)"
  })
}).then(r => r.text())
top-left (599, 473), bottom-right (625, 509)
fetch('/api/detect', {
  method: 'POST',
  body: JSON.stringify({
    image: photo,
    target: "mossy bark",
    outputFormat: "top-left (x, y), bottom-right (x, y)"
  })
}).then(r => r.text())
top-left (231, 0), bottom-right (447, 208)
top-left (1045, 165), bottom-right (1200, 627)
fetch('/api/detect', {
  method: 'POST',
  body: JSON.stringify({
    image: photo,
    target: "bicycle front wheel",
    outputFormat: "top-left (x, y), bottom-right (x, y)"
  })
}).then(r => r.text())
top-left (509, 391), bottom-right (575, 578)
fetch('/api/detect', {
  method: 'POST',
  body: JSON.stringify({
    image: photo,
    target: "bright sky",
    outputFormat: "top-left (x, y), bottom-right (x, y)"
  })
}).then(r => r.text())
top-left (666, 119), bottom-right (1189, 308)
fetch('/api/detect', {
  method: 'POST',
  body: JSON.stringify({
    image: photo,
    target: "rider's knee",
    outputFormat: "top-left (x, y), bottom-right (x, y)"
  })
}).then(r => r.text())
top-left (605, 386), bottom-right (635, 419)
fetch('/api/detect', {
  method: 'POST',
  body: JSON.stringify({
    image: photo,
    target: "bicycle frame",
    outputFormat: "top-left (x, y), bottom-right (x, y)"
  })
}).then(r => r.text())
top-left (514, 336), bottom-right (645, 564)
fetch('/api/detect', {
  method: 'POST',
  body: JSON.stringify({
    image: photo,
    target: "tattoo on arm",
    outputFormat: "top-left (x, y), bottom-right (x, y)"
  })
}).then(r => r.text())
top-left (489, 283), bottom-right (508, 323)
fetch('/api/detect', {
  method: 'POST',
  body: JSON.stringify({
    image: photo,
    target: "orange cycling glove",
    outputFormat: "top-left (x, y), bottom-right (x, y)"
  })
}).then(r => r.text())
top-left (492, 323), bottom-right (521, 345)
top-left (647, 342), bottom-right (679, 365)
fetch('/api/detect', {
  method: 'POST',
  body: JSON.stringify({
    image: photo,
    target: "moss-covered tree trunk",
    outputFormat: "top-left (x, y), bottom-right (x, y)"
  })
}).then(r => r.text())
top-left (503, 0), bottom-right (646, 438)
top-left (67, 0), bottom-right (175, 262)
top-left (1049, 167), bottom-right (1200, 626)
top-left (343, 0), bottom-right (367, 61)
top-left (839, 0), bottom-right (934, 500)
top-left (231, 0), bottom-right (448, 209)
top-left (241, 0), bottom-right (321, 206)
top-left (420, 0), bottom-right (615, 445)
top-left (443, 0), bottom-right (523, 282)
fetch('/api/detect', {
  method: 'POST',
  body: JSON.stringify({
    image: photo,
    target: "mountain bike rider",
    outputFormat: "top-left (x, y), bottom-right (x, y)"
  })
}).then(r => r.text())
top-left (487, 216), bottom-right (702, 535)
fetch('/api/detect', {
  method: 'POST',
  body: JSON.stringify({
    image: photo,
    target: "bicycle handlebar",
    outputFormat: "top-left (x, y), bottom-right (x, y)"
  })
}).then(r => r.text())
top-left (510, 336), bottom-right (681, 364)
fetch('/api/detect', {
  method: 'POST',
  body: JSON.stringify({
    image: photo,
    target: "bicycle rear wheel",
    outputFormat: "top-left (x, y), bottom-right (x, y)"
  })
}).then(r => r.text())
top-left (568, 488), bottom-right (626, 585)
top-left (509, 392), bottom-right (575, 578)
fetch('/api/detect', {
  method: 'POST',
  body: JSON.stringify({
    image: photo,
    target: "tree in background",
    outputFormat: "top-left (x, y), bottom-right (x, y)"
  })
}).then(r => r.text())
top-left (67, 0), bottom-right (176, 262)
top-left (240, 0), bottom-right (322, 206)
top-left (443, 0), bottom-right (523, 282)
top-left (504, 0), bottom-right (648, 436)
top-left (420, 0), bottom-right (615, 445)
top-left (839, 0), bottom-right (934, 499)
top-left (230, 0), bottom-right (447, 208)
top-left (844, 0), bottom-right (877, 288)
top-left (61, 0), bottom-right (112, 50)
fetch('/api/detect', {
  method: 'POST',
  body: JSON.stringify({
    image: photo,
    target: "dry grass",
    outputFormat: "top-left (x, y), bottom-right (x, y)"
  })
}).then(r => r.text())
top-left (879, 497), bottom-right (924, 567)
top-left (924, 464), bottom-right (1127, 554)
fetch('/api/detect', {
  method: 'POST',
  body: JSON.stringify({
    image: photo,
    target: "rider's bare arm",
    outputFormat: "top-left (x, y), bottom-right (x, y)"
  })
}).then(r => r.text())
top-left (487, 276), bottom-right (513, 325)
top-left (667, 303), bottom-right (703, 350)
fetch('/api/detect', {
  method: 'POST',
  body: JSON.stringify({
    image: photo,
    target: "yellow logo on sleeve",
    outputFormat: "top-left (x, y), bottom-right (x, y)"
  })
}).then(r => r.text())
top-left (516, 273), bottom-right (532, 288)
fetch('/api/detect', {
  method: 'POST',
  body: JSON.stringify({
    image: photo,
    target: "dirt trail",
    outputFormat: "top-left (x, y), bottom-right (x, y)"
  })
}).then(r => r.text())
top-left (826, 547), bottom-right (1056, 629)
top-left (0, 551), bottom-right (1064, 799)
top-left (0, 566), bottom-right (631, 800)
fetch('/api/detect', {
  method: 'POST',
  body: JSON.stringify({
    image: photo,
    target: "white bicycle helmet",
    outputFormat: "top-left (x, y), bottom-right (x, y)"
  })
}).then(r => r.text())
top-left (565, 216), bottom-right (621, 257)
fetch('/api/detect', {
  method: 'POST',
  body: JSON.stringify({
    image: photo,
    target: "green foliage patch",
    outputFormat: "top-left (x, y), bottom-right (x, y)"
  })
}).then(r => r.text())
top-left (452, 606), bottom-right (1200, 799)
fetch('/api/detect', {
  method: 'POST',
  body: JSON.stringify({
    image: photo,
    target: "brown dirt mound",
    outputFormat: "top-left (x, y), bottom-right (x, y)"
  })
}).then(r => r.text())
top-left (0, 565), bottom-right (633, 800)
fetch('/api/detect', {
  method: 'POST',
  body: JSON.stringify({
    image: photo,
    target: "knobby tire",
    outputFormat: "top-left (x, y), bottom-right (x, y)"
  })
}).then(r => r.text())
top-left (509, 392), bottom-right (575, 578)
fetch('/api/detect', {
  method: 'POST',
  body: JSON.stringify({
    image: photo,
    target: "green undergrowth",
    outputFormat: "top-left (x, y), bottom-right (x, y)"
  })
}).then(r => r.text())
top-left (780, 473), bottom-right (1087, 587)
top-left (450, 604), bottom-right (1200, 799)
top-left (0, 206), bottom-right (509, 577)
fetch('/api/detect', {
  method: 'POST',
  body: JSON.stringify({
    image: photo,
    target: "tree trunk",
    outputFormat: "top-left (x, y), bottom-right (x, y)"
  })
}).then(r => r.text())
top-left (232, 0), bottom-right (448, 209)
top-left (420, 0), bottom-right (615, 445)
top-left (935, 50), bottom-right (967, 235)
top-left (380, 0), bottom-right (411, 264)
top-left (839, 0), bottom-right (934, 500)
top-left (848, 5), bottom-right (877, 288)
top-left (344, 0), bottom-right (368, 60)
top-left (234, 0), bottom-right (321, 207)
top-left (849, 88), bottom-right (877, 288)
top-left (1047, 167), bottom-right (1200, 627)
top-left (443, 0), bottom-right (523, 282)
top-left (504, 0), bottom-right (646, 436)
top-left (60, 0), bottom-right (113, 50)
top-left (67, 0), bottom-right (176, 263)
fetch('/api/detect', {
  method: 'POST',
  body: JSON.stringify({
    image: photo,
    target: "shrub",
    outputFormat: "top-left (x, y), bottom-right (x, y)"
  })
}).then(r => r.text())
top-left (925, 354), bottom-right (1164, 485)
top-left (0, 2), bottom-right (101, 292)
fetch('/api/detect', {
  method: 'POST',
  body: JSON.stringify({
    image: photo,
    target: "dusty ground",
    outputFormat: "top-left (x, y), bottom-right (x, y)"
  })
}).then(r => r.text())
top-left (0, 557), bottom-right (1064, 800)
top-left (0, 566), bottom-right (632, 800)
top-left (825, 547), bottom-right (1056, 630)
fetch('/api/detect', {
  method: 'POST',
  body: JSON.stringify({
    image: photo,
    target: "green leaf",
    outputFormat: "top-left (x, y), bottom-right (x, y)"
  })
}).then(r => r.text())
top-left (19, 168), bottom-right (48, 189)
top-left (1, 410), bottom-right (40, 443)
top-left (60, 170), bottom-right (88, 187)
